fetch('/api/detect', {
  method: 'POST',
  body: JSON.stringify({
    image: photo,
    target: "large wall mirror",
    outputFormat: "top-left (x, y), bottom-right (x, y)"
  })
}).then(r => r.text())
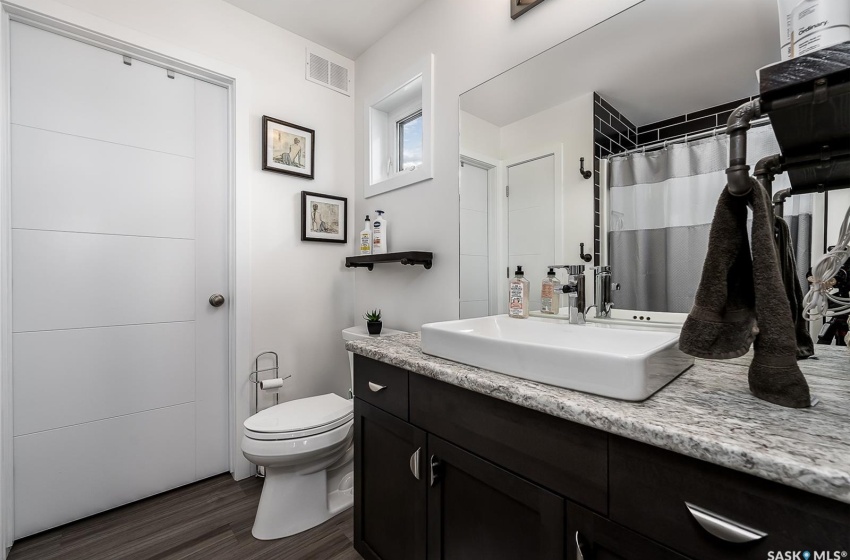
top-left (458, 0), bottom-right (847, 329)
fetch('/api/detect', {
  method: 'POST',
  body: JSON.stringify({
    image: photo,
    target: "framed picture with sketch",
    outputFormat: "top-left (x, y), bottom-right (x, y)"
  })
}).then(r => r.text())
top-left (262, 115), bottom-right (315, 179)
top-left (301, 191), bottom-right (347, 243)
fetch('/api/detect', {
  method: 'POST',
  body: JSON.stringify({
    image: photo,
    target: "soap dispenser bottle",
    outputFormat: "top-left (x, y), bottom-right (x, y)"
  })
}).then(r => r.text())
top-left (508, 266), bottom-right (530, 319)
top-left (372, 210), bottom-right (388, 254)
top-left (359, 215), bottom-right (372, 255)
top-left (540, 267), bottom-right (561, 314)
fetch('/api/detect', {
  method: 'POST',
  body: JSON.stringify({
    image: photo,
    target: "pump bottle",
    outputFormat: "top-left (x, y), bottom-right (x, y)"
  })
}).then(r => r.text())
top-left (509, 266), bottom-right (530, 319)
top-left (372, 210), bottom-right (388, 254)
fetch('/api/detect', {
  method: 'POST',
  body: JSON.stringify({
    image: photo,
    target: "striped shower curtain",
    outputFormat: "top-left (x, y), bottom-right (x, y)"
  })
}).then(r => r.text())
top-left (607, 125), bottom-right (812, 313)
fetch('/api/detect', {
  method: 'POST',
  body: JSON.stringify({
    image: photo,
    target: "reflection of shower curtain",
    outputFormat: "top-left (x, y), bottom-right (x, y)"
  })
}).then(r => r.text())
top-left (608, 125), bottom-right (812, 313)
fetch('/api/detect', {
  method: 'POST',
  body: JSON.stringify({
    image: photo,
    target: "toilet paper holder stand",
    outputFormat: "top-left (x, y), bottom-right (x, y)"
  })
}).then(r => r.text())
top-left (249, 351), bottom-right (291, 414)
top-left (249, 351), bottom-right (291, 478)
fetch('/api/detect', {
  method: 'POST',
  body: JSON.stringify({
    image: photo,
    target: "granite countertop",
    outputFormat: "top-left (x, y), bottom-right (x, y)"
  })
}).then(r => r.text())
top-left (346, 332), bottom-right (850, 504)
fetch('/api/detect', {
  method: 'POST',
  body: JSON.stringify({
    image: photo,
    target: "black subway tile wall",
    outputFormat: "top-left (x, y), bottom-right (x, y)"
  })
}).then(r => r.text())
top-left (636, 96), bottom-right (757, 143)
top-left (593, 93), bottom-right (636, 264)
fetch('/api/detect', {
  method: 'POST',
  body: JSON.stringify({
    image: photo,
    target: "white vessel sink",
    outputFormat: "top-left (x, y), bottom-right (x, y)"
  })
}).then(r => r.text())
top-left (420, 315), bottom-right (694, 401)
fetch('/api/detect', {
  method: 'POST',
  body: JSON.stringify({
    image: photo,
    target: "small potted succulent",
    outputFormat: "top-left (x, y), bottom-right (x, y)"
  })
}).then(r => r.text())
top-left (364, 309), bottom-right (382, 335)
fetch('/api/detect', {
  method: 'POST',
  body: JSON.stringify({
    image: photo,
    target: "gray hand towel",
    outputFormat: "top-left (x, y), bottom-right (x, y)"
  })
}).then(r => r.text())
top-left (775, 216), bottom-right (815, 359)
top-left (681, 179), bottom-right (811, 408)
top-left (748, 182), bottom-right (811, 407)
top-left (679, 186), bottom-right (757, 359)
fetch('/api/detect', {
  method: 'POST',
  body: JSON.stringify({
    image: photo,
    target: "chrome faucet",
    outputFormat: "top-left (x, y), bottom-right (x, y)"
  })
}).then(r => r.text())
top-left (591, 266), bottom-right (620, 319)
top-left (551, 265), bottom-right (586, 324)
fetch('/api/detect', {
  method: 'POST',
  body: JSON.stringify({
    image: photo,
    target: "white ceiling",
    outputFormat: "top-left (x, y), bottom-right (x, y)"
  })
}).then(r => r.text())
top-left (460, 0), bottom-right (779, 128)
top-left (223, 0), bottom-right (428, 59)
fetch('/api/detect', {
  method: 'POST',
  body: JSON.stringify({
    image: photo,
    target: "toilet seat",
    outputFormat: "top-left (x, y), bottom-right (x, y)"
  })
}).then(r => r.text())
top-left (244, 393), bottom-right (353, 441)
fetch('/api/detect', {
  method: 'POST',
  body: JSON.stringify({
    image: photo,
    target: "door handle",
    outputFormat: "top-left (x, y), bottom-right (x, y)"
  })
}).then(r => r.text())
top-left (209, 294), bottom-right (225, 307)
top-left (575, 531), bottom-right (589, 560)
top-left (685, 502), bottom-right (767, 543)
top-left (409, 447), bottom-right (421, 480)
top-left (368, 382), bottom-right (386, 392)
top-left (429, 455), bottom-right (441, 487)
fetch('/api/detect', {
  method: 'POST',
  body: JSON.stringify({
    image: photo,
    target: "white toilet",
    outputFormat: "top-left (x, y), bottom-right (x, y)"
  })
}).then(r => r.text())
top-left (242, 325), bottom-right (405, 540)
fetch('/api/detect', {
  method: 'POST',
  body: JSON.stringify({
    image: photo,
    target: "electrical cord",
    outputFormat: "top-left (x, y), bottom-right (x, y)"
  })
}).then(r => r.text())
top-left (802, 203), bottom-right (850, 320)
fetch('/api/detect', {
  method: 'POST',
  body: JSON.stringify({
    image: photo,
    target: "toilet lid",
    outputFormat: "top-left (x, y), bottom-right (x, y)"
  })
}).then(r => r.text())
top-left (244, 393), bottom-right (353, 434)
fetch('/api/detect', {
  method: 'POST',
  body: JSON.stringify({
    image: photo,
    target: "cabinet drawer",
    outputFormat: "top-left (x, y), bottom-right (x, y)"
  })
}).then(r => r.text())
top-left (567, 502), bottom-right (688, 560)
top-left (410, 373), bottom-right (608, 514)
top-left (610, 436), bottom-right (850, 560)
top-left (354, 355), bottom-right (409, 420)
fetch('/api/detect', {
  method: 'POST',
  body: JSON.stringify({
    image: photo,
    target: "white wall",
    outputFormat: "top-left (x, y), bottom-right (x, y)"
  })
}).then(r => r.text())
top-left (460, 111), bottom-right (500, 161)
top-left (354, 0), bottom-right (640, 331)
top-left (3, 0), bottom-right (356, 498)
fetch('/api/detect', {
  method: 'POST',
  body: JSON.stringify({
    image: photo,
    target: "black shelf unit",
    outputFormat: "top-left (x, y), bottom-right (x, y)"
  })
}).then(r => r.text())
top-left (345, 251), bottom-right (433, 271)
top-left (758, 41), bottom-right (850, 195)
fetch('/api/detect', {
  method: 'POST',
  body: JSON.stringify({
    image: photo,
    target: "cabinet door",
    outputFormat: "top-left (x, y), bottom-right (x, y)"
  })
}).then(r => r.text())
top-left (567, 502), bottom-right (689, 560)
top-left (354, 399), bottom-right (427, 560)
top-left (427, 435), bottom-right (564, 560)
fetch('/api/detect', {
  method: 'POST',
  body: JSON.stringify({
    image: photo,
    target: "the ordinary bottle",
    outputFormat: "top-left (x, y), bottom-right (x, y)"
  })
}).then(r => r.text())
top-left (540, 267), bottom-right (561, 314)
top-left (359, 215), bottom-right (372, 255)
top-left (789, 0), bottom-right (850, 59)
top-left (509, 266), bottom-right (530, 319)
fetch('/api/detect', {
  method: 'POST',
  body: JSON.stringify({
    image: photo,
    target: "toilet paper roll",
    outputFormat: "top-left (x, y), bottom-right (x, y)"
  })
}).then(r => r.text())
top-left (259, 378), bottom-right (284, 391)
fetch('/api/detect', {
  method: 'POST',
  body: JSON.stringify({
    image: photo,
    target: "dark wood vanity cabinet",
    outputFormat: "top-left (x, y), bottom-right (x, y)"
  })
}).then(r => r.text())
top-left (427, 435), bottom-right (564, 559)
top-left (353, 357), bottom-right (850, 560)
top-left (354, 399), bottom-right (426, 560)
top-left (354, 397), bottom-right (564, 560)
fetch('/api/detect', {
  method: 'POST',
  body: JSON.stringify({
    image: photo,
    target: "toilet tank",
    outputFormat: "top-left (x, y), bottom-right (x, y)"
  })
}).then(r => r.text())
top-left (342, 326), bottom-right (407, 395)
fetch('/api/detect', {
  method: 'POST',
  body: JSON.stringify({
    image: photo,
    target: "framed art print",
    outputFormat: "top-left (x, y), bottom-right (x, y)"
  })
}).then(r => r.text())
top-left (263, 116), bottom-right (315, 179)
top-left (301, 191), bottom-right (347, 243)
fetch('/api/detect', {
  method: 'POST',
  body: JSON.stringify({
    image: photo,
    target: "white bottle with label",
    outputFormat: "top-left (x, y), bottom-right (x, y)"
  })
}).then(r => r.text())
top-left (789, 0), bottom-right (850, 58)
top-left (372, 210), bottom-right (388, 254)
top-left (540, 268), bottom-right (561, 315)
top-left (359, 215), bottom-right (372, 255)
top-left (508, 266), bottom-right (530, 319)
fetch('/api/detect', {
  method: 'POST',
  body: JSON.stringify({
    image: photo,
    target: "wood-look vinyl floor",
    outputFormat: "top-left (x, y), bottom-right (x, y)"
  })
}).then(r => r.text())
top-left (9, 474), bottom-right (362, 560)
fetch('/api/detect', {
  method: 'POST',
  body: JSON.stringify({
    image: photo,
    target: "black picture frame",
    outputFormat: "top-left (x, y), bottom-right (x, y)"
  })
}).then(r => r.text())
top-left (301, 191), bottom-right (348, 243)
top-left (262, 115), bottom-right (315, 179)
top-left (511, 0), bottom-right (546, 19)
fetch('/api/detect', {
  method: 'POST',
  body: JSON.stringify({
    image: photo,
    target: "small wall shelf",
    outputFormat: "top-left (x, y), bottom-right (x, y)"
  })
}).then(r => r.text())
top-left (345, 251), bottom-right (433, 271)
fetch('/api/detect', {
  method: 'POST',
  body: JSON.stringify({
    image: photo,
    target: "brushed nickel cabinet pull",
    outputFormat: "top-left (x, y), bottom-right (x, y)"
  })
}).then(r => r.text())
top-left (429, 455), bottom-right (441, 487)
top-left (575, 531), bottom-right (588, 560)
top-left (409, 447), bottom-right (421, 480)
top-left (685, 502), bottom-right (767, 543)
top-left (368, 382), bottom-right (386, 392)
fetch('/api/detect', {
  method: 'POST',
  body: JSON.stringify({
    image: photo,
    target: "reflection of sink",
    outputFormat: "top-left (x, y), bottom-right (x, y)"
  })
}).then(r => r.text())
top-left (420, 315), bottom-right (694, 401)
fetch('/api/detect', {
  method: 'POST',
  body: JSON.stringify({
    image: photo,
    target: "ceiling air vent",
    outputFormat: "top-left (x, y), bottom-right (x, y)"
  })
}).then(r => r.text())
top-left (305, 47), bottom-right (352, 97)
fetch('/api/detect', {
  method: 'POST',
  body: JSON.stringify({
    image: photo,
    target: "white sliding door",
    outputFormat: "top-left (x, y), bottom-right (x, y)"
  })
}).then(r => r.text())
top-left (10, 22), bottom-right (229, 538)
